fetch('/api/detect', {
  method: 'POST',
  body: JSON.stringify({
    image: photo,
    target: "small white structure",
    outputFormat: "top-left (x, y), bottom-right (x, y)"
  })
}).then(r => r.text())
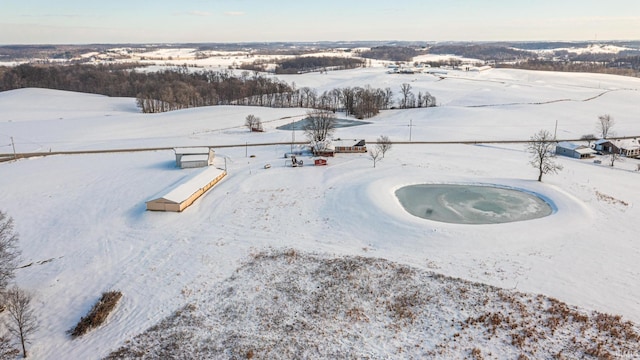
top-left (146, 167), bottom-right (227, 212)
top-left (469, 65), bottom-right (492, 72)
top-left (174, 147), bottom-right (215, 169)
top-left (556, 142), bottom-right (597, 159)
top-left (425, 68), bottom-right (449, 75)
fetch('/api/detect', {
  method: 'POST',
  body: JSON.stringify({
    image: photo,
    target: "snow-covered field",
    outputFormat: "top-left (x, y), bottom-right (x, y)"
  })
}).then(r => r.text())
top-left (1, 66), bottom-right (640, 358)
top-left (530, 43), bottom-right (638, 56)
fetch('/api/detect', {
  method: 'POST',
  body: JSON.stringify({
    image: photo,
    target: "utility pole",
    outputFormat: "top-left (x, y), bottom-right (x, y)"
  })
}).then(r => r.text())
top-left (291, 119), bottom-right (295, 154)
top-left (554, 120), bottom-right (558, 141)
top-left (11, 136), bottom-right (16, 160)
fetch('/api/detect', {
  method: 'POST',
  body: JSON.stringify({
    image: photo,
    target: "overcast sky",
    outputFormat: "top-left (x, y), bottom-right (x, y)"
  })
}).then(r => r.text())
top-left (2, 0), bottom-right (639, 44)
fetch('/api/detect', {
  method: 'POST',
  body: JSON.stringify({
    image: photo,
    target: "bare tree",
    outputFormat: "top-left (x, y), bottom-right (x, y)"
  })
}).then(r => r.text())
top-left (376, 135), bottom-right (392, 158)
top-left (527, 130), bottom-right (563, 182)
top-left (0, 210), bottom-right (20, 291)
top-left (4, 287), bottom-right (38, 358)
top-left (303, 109), bottom-right (336, 142)
top-left (369, 148), bottom-right (382, 168)
top-left (383, 87), bottom-right (394, 109)
top-left (597, 114), bottom-right (615, 139)
top-left (580, 134), bottom-right (597, 147)
top-left (245, 114), bottom-right (262, 132)
top-left (423, 91), bottom-right (437, 107)
top-left (608, 151), bottom-right (622, 167)
top-left (400, 83), bottom-right (413, 109)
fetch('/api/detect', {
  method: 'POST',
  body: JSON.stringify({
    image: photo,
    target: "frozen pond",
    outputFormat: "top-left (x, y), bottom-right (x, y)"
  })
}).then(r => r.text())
top-left (395, 184), bottom-right (553, 224)
top-left (277, 118), bottom-right (370, 131)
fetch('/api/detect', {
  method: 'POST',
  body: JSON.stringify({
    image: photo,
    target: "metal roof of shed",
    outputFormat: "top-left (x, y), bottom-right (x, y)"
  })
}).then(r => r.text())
top-left (154, 166), bottom-right (226, 204)
top-left (174, 147), bottom-right (211, 155)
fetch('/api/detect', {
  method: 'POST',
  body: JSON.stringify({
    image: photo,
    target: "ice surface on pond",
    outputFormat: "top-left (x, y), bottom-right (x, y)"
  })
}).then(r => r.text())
top-left (276, 118), bottom-right (371, 131)
top-left (396, 184), bottom-right (553, 224)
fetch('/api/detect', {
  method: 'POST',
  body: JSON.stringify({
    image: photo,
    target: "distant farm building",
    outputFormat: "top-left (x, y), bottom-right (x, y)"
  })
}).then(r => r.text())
top-left (469, 65), bottom-right (492, 72)
top-left (311, 141), bottom-right (335, 157)
top-left (334, 139), bottom-right (367, 153)
top-left (594, 138), bottom-right (640, 158)
top-left (425, 68), bottom-right (449, 75)
top-left (310, 139), bottom-right (367, 156)
top-left (617, 139), bottom-right (640, 158)
top-left (174, 147), bottom-right (215, 169)
top-left (594, 139), bottom-right (619, 154)
top-left (555, 142), bottom-right (597, 159)
top-left (146, 167), bottom-right (227, 212)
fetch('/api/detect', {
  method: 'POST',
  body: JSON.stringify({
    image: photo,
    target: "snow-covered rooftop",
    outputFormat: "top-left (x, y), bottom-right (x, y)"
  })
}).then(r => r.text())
top-left (174, 147), bottom-right (211, 155)
top-left (556, 141), bottom-right (584, 150)
top-left (616, 138), bottom-right (640, 150)
top-left (151, 166), bottom-right (226, 204)
top-left (556, 141), bottom-right (596, 155)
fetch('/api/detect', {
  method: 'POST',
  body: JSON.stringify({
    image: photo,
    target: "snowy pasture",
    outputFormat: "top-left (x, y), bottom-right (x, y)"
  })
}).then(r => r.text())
top-left (1, 66), bottom-right (640, 358)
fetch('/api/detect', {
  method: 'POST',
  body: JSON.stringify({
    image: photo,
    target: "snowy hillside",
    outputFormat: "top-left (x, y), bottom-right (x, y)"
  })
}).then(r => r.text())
top-left (106, 250), bottom-right (640, 359)
top-left (531, 43), bottom-right (638, 56)
top-left (1, 66), bottom-right (640, 359)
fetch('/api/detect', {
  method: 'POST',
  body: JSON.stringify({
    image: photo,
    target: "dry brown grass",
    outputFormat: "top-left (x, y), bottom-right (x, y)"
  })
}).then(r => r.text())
top-left (105, 249), bottom-right (640, 359)
top-left (0, 335), bottom-right (19, 358)
top-left (470, 347), bottom-right (484, 360)
top-left (596, 191), bottom-right (629, 206)
top-left (70, 290), bottom-right (122, 338)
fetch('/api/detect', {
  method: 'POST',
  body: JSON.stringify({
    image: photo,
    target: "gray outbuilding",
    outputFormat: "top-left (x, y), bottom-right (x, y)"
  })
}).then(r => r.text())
top-left (555, 142), bottom-right (596, 159)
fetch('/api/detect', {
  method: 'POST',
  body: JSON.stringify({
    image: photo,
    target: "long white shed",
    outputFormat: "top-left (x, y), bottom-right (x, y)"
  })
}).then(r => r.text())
top-left (146, 167), bottom-right (227, 212)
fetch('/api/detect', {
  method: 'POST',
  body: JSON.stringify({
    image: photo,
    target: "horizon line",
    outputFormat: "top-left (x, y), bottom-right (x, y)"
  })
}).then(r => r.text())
top-left (2, 39), bottom-right (640, 47)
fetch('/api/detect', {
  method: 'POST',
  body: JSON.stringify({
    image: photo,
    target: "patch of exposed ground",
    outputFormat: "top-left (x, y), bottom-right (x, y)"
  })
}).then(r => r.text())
top-left (107, 249), bottom-right (640, 359)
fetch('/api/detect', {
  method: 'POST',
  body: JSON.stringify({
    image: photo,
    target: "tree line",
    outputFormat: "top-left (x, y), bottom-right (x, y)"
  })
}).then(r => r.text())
top-left (134, 67), bottom-right (295, 112)
top-left (498, 60), bottom-right (640, 77)
top-left (274, 56), bottom-right (364, 74)
top-left (293, 83), bottom-right (434, 119)
top-left (0, 63), bottom-right (146, 97)
top-left (238, 56), bottom-right (365, 74)
top-left (359, 46), bottom-right (420, 62)
top-left (0, 64), bottom-right (296, 113)
top-left (0, 64), bottom-right (436, 116)
top-left (428, 44), bottom-right (531, 61)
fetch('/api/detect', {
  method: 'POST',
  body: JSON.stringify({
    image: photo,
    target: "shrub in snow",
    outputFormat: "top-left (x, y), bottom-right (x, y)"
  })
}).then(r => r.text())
top-left (70, 291), bottom-right (122, 338)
